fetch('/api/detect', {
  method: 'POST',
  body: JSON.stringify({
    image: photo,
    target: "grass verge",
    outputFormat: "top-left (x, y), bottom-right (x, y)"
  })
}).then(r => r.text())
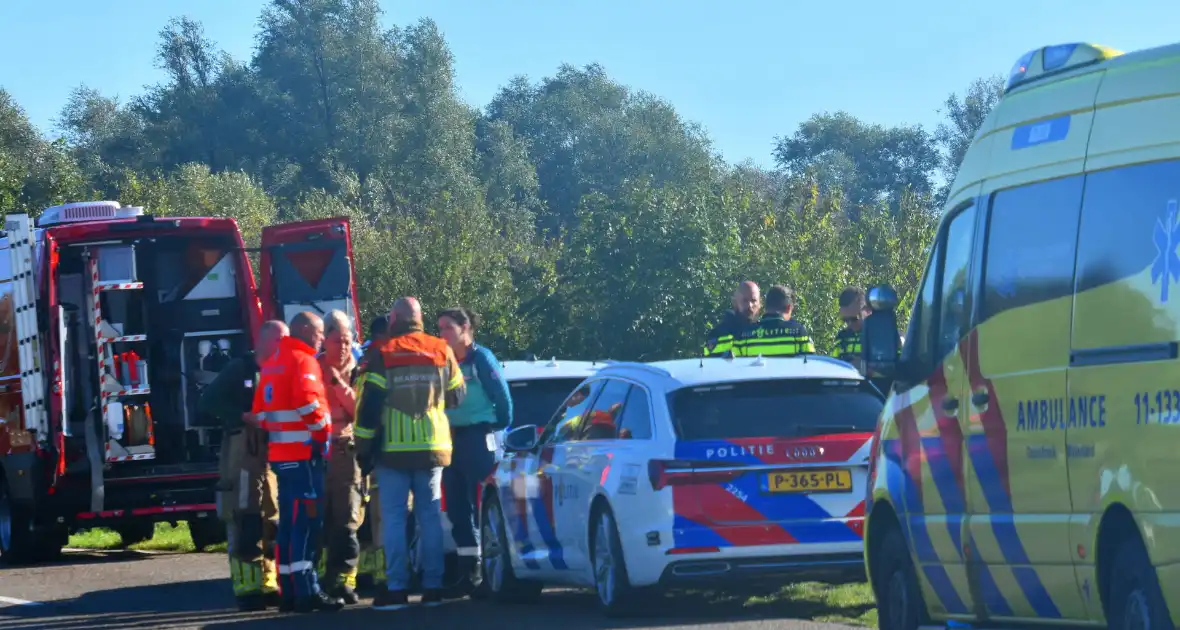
top-left (68, 521), bottom-right (227, 553)
top-left (705, 581), bottom-right (876, 627)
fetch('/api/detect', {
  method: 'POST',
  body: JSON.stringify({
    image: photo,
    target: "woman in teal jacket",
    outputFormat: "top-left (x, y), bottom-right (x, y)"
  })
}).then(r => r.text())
top-left (436, 307), bottom-right (512, 595)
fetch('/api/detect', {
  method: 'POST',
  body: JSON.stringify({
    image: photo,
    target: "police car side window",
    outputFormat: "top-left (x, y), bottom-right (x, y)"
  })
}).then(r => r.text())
top-left (979, 176), bottom-right (1083, 323)
top-left (579, 379), bottom-right (632, 442)
top-left (617, 386), bottom-right (653, 440)
top-left (543, 379), bottom-right (604, 445)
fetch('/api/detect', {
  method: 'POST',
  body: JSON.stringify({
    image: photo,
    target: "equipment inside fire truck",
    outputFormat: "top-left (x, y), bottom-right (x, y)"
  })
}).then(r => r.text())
top-left (0, 201), bottom-right (359, 564)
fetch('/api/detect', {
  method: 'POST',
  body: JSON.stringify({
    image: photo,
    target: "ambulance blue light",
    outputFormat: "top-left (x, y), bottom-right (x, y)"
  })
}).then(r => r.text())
top-left (1042, 43), bottom-right (1079, 70)
top-left (1005, 43), bottom-right (1122, 92)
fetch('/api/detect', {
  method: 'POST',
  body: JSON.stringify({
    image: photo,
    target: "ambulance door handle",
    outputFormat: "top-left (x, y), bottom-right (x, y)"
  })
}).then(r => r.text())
top-left (972, 391), bottom-right (990, 407)
top-left (941, 397), bottom-right (959, 412)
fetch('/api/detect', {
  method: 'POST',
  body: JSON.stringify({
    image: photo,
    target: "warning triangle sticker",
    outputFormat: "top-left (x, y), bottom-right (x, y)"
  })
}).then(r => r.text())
top-left (284, 248), bottom-right (335, 289)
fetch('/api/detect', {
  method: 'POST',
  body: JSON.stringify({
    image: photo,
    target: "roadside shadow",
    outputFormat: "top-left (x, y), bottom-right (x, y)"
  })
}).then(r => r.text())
top-left (0, 549), bottom-right (168, 573)
top-left (0, 578), bottom-right (232, 630)
top-left (0, 582), bottom-right (866, 630)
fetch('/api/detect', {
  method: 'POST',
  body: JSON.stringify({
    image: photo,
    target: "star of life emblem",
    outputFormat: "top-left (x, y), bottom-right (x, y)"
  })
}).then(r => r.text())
top-left (1152, 199), bottom-right (1180, 303)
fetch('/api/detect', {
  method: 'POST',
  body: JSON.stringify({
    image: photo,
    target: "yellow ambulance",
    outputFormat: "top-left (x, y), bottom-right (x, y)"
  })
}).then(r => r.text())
top-left (861, 41), bottom-right (1180, 630)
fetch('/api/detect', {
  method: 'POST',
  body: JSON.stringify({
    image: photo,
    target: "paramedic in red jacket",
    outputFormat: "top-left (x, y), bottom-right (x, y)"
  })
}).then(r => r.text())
top-left (253, 311), bottom-right (344, 613)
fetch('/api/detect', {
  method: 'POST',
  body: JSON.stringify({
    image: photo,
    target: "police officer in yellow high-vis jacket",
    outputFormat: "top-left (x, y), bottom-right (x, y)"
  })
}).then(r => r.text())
top-left (733, 284), bottom-right (817, 357)
top-left (703, 280), bottom-right (761, 356)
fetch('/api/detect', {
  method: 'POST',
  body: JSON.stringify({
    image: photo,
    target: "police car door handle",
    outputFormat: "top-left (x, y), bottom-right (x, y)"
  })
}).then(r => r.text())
top-left (971, 391), bottom-right (990, 406)
top-left (941, 397), bottom-right (960, 412)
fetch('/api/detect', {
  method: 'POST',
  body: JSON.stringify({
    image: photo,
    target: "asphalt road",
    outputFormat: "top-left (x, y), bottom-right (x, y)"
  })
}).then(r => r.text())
top-left (0, 549), bottom-right (870, 630)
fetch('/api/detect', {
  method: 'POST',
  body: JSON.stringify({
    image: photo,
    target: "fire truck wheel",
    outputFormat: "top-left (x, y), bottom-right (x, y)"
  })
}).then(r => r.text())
top-left (0, 479), bottom-right (47, 565)
top-left (189, 517), bottom-right (226, 552)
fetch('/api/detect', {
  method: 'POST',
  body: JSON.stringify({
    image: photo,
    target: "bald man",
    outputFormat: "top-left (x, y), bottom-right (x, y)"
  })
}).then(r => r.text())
top-left (255, 311), bottom-right (343, 612)
top-left (355, 297), bottom-right (466, 610)
top-left (703, 280), bottom-right (761, 356)
top-left (204, 320), bottom-right (288, 611)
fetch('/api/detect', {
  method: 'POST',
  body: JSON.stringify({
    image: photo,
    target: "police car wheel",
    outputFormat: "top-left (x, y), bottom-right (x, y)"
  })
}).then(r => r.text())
top-left (875, 527), bottom-right (926, 630)
top-left (1108, 537), bottom-right (1173, 630)
top-left (481, 495), bottom-right (541, 604)
top-left (592, 507), bottom-right (638, 617)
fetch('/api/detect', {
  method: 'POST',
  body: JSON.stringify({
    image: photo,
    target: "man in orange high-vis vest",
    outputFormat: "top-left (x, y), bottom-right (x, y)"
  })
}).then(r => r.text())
top-left (253, 311), bottom-right (343, 614)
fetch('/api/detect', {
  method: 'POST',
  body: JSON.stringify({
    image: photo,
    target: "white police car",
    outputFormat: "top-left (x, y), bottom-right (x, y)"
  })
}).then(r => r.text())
top-left (410, 358), bottom-right (602, 589)
top-left (478, 355), bottom-right (883, 614)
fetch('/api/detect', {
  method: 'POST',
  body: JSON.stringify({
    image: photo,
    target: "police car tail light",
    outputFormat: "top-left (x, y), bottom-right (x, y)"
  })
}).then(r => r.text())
top-left (648, 459), bottom-right (743, 491)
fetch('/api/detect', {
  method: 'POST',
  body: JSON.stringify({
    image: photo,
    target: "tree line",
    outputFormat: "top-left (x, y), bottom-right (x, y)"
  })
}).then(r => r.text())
top-left (0, 0), bottom-right (1006, 361)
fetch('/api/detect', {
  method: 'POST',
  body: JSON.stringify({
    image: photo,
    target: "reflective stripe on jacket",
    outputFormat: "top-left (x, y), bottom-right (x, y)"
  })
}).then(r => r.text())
top-left (733, 314), bottom-right (817, 357)
top-left (831, 327), bottom-right (861, 362)
top-left (253, 336), bottom-right (330, 462)
top-left (703, 310), bottom-right (753, 357)
top-left (354, 327), bottom-right (466, 469)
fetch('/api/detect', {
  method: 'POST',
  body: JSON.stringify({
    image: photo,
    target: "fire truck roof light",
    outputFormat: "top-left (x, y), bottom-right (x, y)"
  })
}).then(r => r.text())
top-left (1006, 43), bottom-right (1123, 92)
top-left (38, 201), bottom-right (145, 227)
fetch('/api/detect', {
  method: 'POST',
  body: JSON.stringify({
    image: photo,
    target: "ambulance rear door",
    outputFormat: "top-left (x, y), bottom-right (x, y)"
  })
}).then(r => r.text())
top-left (258, 218), bottom-right (361, 336)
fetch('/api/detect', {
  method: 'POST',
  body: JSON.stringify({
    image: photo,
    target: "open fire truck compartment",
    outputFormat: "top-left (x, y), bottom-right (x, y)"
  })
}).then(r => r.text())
top-left (0, 201), bottom-right (360, 564)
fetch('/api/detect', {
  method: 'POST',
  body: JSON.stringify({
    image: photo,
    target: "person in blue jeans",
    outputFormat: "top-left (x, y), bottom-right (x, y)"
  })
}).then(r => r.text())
top-left (355, 297), bottom-right (466, 611)
top-left (436, 307), bottom-right (512, 594)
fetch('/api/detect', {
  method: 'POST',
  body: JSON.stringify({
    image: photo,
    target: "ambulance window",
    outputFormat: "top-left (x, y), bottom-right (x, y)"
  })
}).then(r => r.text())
top-left (936, 205), bottom-right (977, 360)
top-left (904, 240), bottom-right (940, 369)
top-left (980, 176), bottom-right (1083, 322)
top-left (1076, 160), bottom-right (1180, 294)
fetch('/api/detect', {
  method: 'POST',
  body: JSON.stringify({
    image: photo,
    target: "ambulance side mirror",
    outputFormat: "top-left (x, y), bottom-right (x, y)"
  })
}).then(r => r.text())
top-left (862, 285), bottom-right (901, 382)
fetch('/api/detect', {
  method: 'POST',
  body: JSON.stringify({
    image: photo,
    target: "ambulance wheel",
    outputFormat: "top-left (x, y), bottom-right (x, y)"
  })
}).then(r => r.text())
top-left (591, 504), bottom-right (642, 617)
top-left (189, 517), bottom-right (225, 552)
top-left (1107, 536), bottom-right (1174, 630)
top-left (874, 526), bottom-right (928, 630)
top-left (481, 495), bottom-right (542, 604)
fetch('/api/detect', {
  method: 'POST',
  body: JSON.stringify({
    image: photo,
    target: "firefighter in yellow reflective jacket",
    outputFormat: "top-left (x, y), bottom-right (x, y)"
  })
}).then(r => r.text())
top-left (355, 314), bottom-right (389, 591)
top-left (354, 297), bottom-right (467, 610)
top-left (204, 320), bottom-right (287, 611)
top-left (733, 284), bottom-right (816, 357)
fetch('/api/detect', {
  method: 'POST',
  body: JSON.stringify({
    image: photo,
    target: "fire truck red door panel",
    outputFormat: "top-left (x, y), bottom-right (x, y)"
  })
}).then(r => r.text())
top-left (258, 218), bottom-right (361, 337)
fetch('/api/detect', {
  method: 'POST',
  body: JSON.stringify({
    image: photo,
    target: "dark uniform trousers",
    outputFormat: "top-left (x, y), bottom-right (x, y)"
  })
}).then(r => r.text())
top-left (218, 425), bottom-right (279, 598)
top-left (317, 437), bottom-right (365, 589)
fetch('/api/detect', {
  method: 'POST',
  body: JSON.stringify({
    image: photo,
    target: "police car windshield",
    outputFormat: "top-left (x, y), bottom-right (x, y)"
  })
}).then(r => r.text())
top-left (509, 378), bottom-right (587, 428)
top-left (668, 378), bottom-right (882, 440)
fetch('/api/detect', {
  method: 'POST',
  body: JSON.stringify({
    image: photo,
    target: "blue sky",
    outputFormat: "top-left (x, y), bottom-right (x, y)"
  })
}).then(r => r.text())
top-left (3, 0), bottom-right (1179, 167)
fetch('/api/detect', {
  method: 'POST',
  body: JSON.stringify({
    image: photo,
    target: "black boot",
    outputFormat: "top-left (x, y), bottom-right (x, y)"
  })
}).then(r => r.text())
top-left (278, 598), bottom-right (296, 613)
top-left (263, 591), bottom-right (282, 608)
top-left (236, 594), bottom-right (267, 612)
top-left (294, 591), bottom-right (344, 613)
top-left (330, 584), bottom-right (360, 605)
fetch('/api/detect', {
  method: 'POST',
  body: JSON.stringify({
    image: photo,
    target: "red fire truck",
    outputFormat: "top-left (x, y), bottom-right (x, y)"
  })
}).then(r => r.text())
top-left (0, 201), bottom-right (359, 564)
